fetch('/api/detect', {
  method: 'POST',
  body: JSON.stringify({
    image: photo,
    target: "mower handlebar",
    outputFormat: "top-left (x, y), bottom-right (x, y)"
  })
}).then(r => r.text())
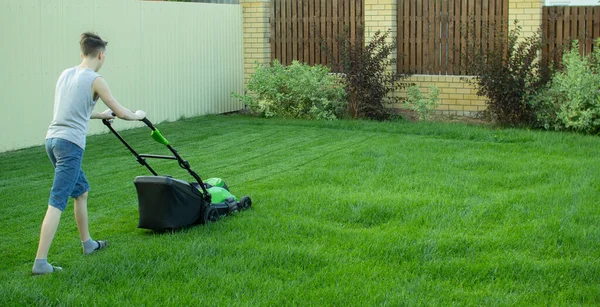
top-left (104, 112), bottom-right (154, 130)
top-left (102, 111), bottom-right (210, 198)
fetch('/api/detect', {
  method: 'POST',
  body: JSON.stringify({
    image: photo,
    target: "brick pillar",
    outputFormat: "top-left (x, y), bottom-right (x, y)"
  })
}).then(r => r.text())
top-left (241, 0), bottom-right (270, 84)
top-left (364, 0), bottom-right (397, 39)
top-left (508, 0), bottom-right (545, 39)
top-left (364, 0), bottom-right (397, 73)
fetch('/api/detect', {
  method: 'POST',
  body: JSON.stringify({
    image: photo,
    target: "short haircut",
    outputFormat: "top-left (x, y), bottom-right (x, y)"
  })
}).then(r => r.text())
top-left (80, 32), bottom-right (108, 57)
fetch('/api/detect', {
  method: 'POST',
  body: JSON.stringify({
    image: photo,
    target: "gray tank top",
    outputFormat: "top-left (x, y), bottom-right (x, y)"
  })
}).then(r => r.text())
top-left (46, 67), bottom-right (100, 149)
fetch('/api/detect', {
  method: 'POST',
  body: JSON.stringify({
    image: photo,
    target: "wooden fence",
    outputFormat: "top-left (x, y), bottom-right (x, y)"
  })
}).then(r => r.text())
top-left (542, 6), bottom-right (600, 67)
top-left (270, 0), bottom-right (364, 66)
top-left (397, 0), bottom-right (509, 75)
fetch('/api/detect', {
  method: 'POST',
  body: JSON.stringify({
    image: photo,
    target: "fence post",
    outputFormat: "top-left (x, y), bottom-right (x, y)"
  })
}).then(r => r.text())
top-left (508, 0), bottom-right (545, 39)
top-left (241, 0), bottom-right (271, 84)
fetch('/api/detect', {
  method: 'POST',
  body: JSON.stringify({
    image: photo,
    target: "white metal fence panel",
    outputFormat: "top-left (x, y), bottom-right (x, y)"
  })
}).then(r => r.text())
top-left (0, 0), bottom-right (244, 152)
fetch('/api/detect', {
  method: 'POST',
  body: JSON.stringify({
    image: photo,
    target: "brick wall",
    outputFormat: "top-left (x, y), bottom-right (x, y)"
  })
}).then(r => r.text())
top-left (364, 0), bottom-right (541, 116)
top-left (400, 76), bottom-right (485, 116)
top-left (364, 1), bottom-right (487, 116)
top-left (242, 0), bottom-right (545, 117)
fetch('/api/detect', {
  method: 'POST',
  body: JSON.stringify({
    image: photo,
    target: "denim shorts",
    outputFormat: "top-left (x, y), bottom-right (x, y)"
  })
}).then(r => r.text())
top-left (46, 138), bottom-right (90, 211)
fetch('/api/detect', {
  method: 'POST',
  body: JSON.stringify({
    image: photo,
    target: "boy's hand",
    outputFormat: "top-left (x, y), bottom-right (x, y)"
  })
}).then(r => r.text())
top-left (101, 109), bottom-right (116, 119)
top-left (91, 109), bottom-right (117, 120)
top-left (134, 110), bottom-right (147, 120)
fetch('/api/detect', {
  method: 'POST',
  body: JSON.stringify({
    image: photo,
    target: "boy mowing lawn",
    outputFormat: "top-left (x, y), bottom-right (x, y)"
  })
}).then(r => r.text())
top-left (32, 32), bottom-right (147, 275)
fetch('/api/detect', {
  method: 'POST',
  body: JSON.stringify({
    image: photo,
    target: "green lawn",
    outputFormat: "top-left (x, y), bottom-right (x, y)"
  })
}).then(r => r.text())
top-left (1, 115), bottom-right (599, 306)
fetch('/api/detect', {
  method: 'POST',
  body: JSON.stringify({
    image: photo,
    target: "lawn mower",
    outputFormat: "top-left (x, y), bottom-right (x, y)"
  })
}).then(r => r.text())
top-left (102, 116), bottom-right (251, 231)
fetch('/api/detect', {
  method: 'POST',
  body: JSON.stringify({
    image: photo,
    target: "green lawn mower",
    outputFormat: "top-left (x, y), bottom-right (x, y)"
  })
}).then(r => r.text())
top-left (102, 117), bottom-right (251, 231)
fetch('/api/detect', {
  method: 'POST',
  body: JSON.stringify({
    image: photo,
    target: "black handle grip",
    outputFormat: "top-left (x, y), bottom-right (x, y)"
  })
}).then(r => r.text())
top-left (141, 118), bottom-right (154, 129)
top-left (102, 112), bottom-right (116, 125)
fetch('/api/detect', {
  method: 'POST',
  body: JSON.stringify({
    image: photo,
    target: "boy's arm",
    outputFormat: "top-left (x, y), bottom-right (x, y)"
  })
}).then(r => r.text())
top-left (92, 77), bottom-right (146, 120)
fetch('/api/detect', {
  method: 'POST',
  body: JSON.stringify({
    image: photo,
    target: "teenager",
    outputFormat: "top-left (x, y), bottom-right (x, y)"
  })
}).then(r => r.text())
top-left (33, 32), bottom-right (146, 275)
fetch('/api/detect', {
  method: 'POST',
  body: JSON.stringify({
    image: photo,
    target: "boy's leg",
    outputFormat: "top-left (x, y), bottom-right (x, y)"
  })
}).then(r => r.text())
top-left (35, 205), bottom-right (62, 259)
top-left (33, 205), bottom-right (63, 275)
top-left (74, 192), bottom-right (91, 242)
top-left (33, 138), bottom-right (81, 275)
top-left (72, 172), bottom-right (108, 254)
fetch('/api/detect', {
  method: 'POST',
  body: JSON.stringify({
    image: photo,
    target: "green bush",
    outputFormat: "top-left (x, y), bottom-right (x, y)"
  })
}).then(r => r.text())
top-left (233, 60), bottom-right (347, 120)
top-left (530, 40), bottom-right (600, 134)
top-left (405, 85), bottom-right (440, 121)
top-left (528, 85), bottom-right (562, 131)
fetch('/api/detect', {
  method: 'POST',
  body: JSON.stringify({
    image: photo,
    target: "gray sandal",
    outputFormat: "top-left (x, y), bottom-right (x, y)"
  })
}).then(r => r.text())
top-left (94, 240), bottom-right (108, 251)
top-left (85, 240), bottom-right (109, 255)
top-left (32, 265), bottom-right (63, 276)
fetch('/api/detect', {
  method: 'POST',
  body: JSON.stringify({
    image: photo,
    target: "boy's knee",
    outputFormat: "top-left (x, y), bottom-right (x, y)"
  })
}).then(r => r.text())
top-left (75, 191), bottom-right (88, 200)
top-left (48, 202), bottom-right (66, 212)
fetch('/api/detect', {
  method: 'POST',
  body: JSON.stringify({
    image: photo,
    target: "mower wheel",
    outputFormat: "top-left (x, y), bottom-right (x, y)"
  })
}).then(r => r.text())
top-left (204, 207), bottom-right (220, 223)
top-left (239, 196), bottom-right (252, 210)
